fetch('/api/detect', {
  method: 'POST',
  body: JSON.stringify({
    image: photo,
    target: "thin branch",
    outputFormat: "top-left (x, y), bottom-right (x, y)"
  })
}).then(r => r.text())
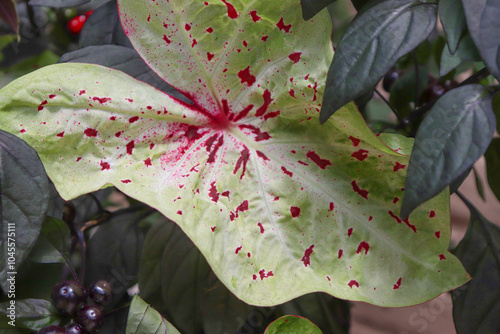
top-left (413, 51), bottom-right (420, 110)
top-left (374, 88), bottom-right (403, 122)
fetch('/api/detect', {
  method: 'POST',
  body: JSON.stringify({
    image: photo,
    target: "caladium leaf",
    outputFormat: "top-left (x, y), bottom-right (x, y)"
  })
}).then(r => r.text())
top-left (0, 0), bottom-right (468, 306)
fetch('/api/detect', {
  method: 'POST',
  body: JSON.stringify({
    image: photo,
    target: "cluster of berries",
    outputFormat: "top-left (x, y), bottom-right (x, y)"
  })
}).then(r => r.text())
top-left (37, 280), bottom-right (113, 334)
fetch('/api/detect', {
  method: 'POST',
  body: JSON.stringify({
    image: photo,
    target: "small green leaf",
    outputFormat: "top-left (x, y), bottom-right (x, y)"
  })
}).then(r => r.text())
top-left (0, 299), bottom-right (62, 331)
top-left (440, 34), bottom-right (481, 76)
top-left (301, 0), bottom-right (336, 20)
top-left (0, 129), bottom-right (49, 292)
top-left (29, 216), bottom-right (71, 263)
top-left (451, 198), bottom-right (500, 334)
top-left (401, 85), bottom-right (495, 219)
top-left (485, 138), bottom-right (500, 202)
top-left (320, 0), bottom-right (437, 122)
top-left (126, 295), bottom-right (181, 334)
top-left (439, 0), bottom-right (466, 54)
top-left (462, 0), bottom-right (500, 81)
top-left (265, 315), bottom-right (322, 334)
top-left (472, 167), bottom-right (486, 201)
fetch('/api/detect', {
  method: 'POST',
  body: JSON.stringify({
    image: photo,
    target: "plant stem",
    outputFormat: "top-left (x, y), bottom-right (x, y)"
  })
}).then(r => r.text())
top-left (374, 88), bottom-right (403, 123)
top-left (413, 51), bottom-right (420, 109)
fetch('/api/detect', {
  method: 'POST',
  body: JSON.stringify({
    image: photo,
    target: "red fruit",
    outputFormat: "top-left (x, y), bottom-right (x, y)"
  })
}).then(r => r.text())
top-left (68, 15), bottom-right (87, 34)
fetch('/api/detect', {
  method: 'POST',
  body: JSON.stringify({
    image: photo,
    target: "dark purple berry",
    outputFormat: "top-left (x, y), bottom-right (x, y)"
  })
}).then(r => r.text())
top-left (65, 323), bottom-right (85, 334)
top-left (88, 280), bottom-right (113, 305)
top-left (51, 281), bottom-right (87, 316)
top-left (37, 325), bottom-right (66, 334)
top-left (382, 69), bottom-right (402, 92)
top-left (76, 305), bottom-right (104, 333)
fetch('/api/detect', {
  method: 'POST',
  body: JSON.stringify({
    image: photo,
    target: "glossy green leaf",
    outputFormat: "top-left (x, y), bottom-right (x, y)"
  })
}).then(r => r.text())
top-left (451, 197), bottom-right (500, 334)
top-left (126, 295), bottom-right (181, 334)
top-left (29, 216), bottom-right (71, 263)
top-left (0, 299), bottom-right (61, 331)
top-left (485, 138), bottom-right (500, 202)
top-left (0, 0), bottom-right (467, 307)
top-left (401, 85), bottom-right (495, 219)
top-left (462, 0), bottom-right (500, 81)
top-left (265, 315), bottom-right (322, 334)
top-left (0, 0), bottom-right (18, 35)
top-left (320, 0), bottom-right (437, 122)
top-left (0, 129), bottom-right (49, 292)
top-left (439, 0), bottom-right (466, 54)
top-left (440, 34), bottom-right (481, 76)
top-left (301, 0), bottom-right (336, 20)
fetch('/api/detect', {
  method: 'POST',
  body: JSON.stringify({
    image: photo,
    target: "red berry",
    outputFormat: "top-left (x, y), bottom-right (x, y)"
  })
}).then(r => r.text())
top-left (68, 15), bottom-right (87, 34)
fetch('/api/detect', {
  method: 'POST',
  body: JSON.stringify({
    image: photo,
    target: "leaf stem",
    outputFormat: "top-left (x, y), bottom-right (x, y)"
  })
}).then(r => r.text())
top-left (413, 51), bottom-right (420, 109)
top-left (374, 88), bottom-right (403, 122)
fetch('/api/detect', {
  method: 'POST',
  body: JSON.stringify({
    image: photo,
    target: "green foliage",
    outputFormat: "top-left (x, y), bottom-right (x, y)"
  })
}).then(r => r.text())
top-left (126, 295), bottom-right (181, 334)
top-left (265, 315), bottom-right (322, 334)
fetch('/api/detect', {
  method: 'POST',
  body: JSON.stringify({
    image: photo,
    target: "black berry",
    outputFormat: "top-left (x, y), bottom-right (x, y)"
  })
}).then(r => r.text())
top-left (76, 305), bottom-right (105, 333)
top-left (65, 323), bottom-right (85, 334)
top-left (37, 325), bottom-right (66, 334)
top-left (382, 68), bottom-right (402, 92)
top-left (51, 281), bottom-right (87, 316)
top-left (88, 280), bottom-right (113, 305)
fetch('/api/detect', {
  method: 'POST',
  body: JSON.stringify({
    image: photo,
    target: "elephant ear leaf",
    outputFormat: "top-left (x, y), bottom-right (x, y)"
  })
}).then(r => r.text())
top-left (0, 0), bottom-right (468, 307)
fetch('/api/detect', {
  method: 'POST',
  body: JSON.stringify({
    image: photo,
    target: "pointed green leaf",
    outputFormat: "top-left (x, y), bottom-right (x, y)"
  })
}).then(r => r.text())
top-left (0, 129), bottom-right (49, 292)
top-left (401, 85), bottom-right (495, 219)
top-left (440, 34), bottom-right (481, 76)
top-left (472, 167), bottom-right (486, 201)
top-left (301, 0), bottom-right (336, 20)
top-left (29, 216), bottom-right (71, 263)
top-left (439, 0), bottom-right (466, 54)
top-left (462, 0), bottom-right (500, 81)
top-left (126, 295), bottom-right (181, 334)
top-left (0, 0), bottom-right (468, 307)
top-left (485, 138), bottom-right (500, 202)
top-left (265, 315), bottom-right (322, 334)
top-left (320, 0), bottom-right (437, 122)
top-left (451, 198), bottom-right (500, 334)
top-left (0, 299), bottom-right (62, 331)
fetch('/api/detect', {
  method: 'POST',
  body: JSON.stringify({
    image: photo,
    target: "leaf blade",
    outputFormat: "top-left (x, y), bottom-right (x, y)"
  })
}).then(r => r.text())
top-left (126, 295), bottom-right (181, 334)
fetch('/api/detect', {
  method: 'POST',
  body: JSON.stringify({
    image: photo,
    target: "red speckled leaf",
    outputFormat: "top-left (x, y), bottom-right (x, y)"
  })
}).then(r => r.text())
top-left (0, 0), bottom-right (468, 306)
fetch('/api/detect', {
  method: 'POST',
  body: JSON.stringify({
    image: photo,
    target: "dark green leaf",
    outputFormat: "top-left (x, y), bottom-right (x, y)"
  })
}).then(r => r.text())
top-left (126, 295), bottom-right (181, 334)
top-left (0, 0), bottom-right (18, 35)
top-left (451, 198), bottom-right (500, 334)
top-left (440, 34), bottom-right (481, 76)
top-left (79, 0), bottom-right (131, 48)
top-left (0, 299), bottom-right (62, 331)
top-left (265, 315), bottom-right (322, 334)
top-left (485, 138), bottom-right (500, 202)
top-left (350, 0), bottom-right (371, 12)
top-left (449, 167), bottom-right (471, 194)
top-left (98, 306), bottom-right (129, 334)
top-left (29, 216), bottom-right (71, 263)
top-left (389, 66), bottom-right (429, 116)
top-left (28, 0), bottom-right (89, 7)
top-left (401, 85), bottom-right (495, 218)
top-left (472, 167), bottom-right (486, 201)
top-left (59, 45), bottom-right (189, 103)
top-left (0, 130), bottom-right (49, 292)
top-left (462, 0), bottom-right (500, 81)
top-left (139, 218), bottom-right (256, 334)
top-left (320, 0), bottom-right (437, 123)
top-left (85, 210), bottom-right (147, 305)
top-left (493, 92), bottom-right (500, 134)
top-left (301, 0), bottom-right (336, 20)
top-left (439, 0), bottom-right (466, 54)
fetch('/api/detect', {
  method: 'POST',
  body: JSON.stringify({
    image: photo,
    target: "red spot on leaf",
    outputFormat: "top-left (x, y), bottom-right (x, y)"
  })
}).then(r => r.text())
top-left (238, 66), bottom-right (256, 86)
top-left (121, 179), bottom-right (131, 184)
top-left (221, 0), bottom-right (238, 19)
top-left (49, 94), bottom-right (56, 99)
top-left (393, 197), bottom-right (399, 204)
top-left (185, 23), bottom-right (191, 31)
top-left (301, 245), bottom-right (314, 267)
top-left (388, 211), bottom-right (417, 233)
top-left (256, 151), bottom-right (269, 161)
top-left (349, 136), bottom-right (360, 147)
top-left (356, 241), bottom-right (370, 255)
top-left (329, 202), bottom-right (335, 211)
top-left (289, 89), bottom-right (295, 97)
top-left (347, 228), bottom-right (353, 237)
top-left (129, 116), bottom-right (139, 123)
top-left (393, 277), bottom-right (402, 290)
top-left (238, 124), bottom-right (270, 141)
top-left (110, 116), bottom-right (117, 121)
top-left (115, 131), bottom-right (122, 137)
top-left (92, 96), bottom-right (111, 104)
top-left (276, 17), bottom-right (291, 32)
top-left (257, 222), bottom-right (264, 234)
top-left (144, 157), bottom-right (152, 167)
top-left (233, 146), bottom-right (250, 179)
top-left (126, 141), bottom-right (135, 155)
top-left (351, 149), bottom-right (369, 161)
top-left (250, 10), bottom-right (261, 22)
top-left (259, 269), bottom-right (273, 280)
top-left (306, 151), bottom-right (332, 169)
top-left (288, 52), bottom-right (301, 63)
top-left (126, 98), bottom-right (133, 103)
top-left (79, 90), bottom-right (86, 95)
top-left (348, 280), bottom-right (359, 288)
top-left (281, 166), bottom-right (293, 177)
top-left (100, 161), bottom-right (110, 170)
top-left (435, 231), bottom-right (441, 239)
top-left (209, 181), bottom-right (219, 203)
top-left (177, 210), bottom-right (182, 215)
top-left (327, 276), bottom-right (331, 281)
top-left (185, 125), bottom-right (203, 141)
top-left (439, 254), bottom-right (446, 260)
top-left (56, 131), bottom-right (65, 137)
top-left (207, 135), bottom-right (224, 163)
top-left (207, 52), bottom-right (214, 61)
top-left (290, 206), bottom-right (300, 218)
top-left (221, 191), bottom-right (230, 198)
top-left (206, 27), bottom-right (213, 33)
top-left (191, 39), bottom-right (197, 47)
top-left (211, 226), bottom-right (216, 232)
top-left (263, 110), bottom-right (280, 120)
top-left (256, 89), bottom-right (273, 116)
top-left (429, 210), bottom-right (436, 218)
top-left (261, 35), bottom-right (268, 41)
top-left (163, 34), bottom-right (171, 44)
top-left (233, 104), bottom-right (254, 122)
top-left (393, 162), bottom-right (406, 172)
top-left (369, 216), bottom-right (373, 221)
top-left (338, 249), bottom-right (343, 258)
top-left (351, 180), bottom-right (368, 199)
top-left (235, 246), bottom-right (242, 254)
top-left (84, 128), bottom-right (98, 137)
top-left (76, 157), bottom-right (82, 162)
